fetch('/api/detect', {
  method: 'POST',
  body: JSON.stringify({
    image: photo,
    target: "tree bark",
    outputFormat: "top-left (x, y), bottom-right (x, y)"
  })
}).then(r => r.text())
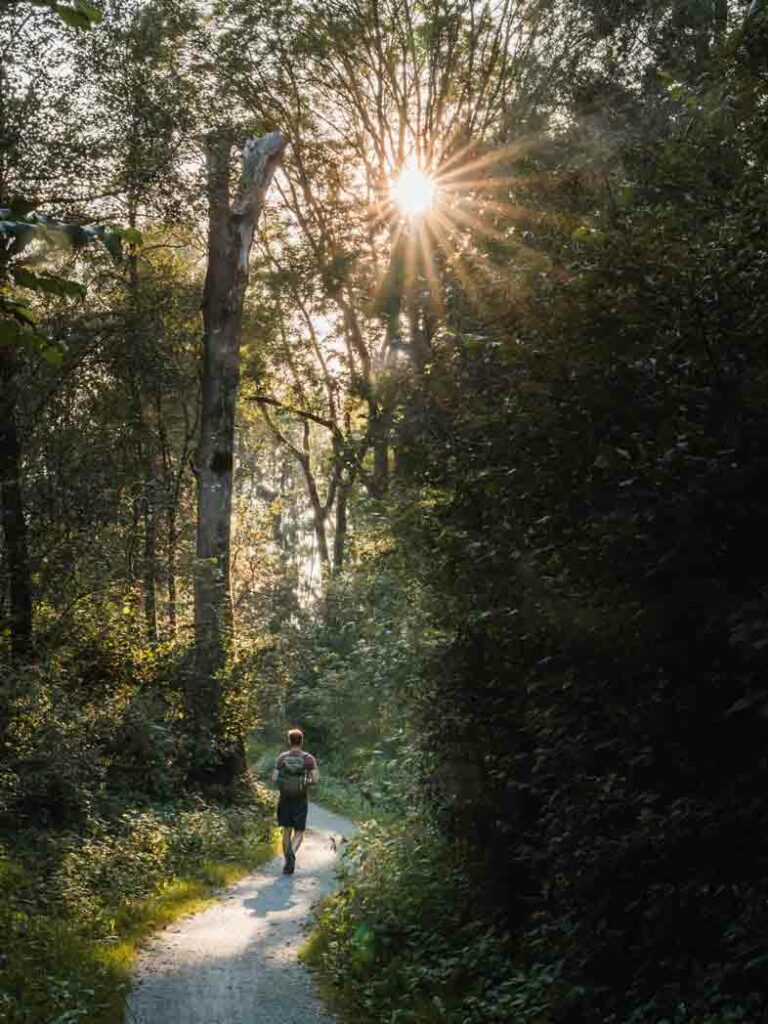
top-left (370, 403), bottom-right (390, 496)
top-left (166, 503), bottom-right (178, 634)
top-left (191, 129), bottom-right (284, 786)
top-left (142, 489), bottom-right (158, 641)
top-left (300, 454), bottom-right (331, 571)
top-left (332, 476), bottom-right (349, 577)
top-left (0, 349), bottom-right (33, 659)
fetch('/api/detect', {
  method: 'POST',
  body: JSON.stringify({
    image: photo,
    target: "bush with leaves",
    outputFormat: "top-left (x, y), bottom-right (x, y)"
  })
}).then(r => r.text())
top-left (378, 52), bottom-right (768, 1023)
top-left (0, 605), bottom-right (187, 826)
top-left (267, 537), bottom-right (446, 818)
top-left (304, 40), bottom-right (768, 1024)
top-left (0, 789), bottom-right (274, 1024)
top-left (305, 820), bottom-right (584, 1024)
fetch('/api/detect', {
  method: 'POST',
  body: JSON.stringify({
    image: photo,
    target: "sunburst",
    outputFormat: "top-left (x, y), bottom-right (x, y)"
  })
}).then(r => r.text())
top-left (391, 161), bottom-right (436, 216)
top-left (361, 139), bottom-right (543, 353)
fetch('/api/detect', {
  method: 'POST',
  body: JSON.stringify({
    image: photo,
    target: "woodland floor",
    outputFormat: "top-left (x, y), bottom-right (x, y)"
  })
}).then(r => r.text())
top-left (126, 804), bottom-right (355, 1024)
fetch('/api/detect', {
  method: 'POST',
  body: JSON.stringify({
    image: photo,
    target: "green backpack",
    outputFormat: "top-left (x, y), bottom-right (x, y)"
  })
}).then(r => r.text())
top-left (278, 753), bottom-right (309, 798)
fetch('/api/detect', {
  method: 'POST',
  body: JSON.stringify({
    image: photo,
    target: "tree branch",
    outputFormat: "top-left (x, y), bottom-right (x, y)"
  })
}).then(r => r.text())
top-left (249, 395), bottom-right (343, 438)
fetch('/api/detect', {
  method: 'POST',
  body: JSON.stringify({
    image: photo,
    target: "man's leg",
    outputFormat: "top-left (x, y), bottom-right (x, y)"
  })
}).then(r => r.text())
top-left (291, 829), bottom-right (305, 856)
top-left (282, 827), bottom-right (293, 865)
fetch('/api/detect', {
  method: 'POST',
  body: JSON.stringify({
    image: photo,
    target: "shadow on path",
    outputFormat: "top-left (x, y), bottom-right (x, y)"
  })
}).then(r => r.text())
top-left (127, 805), bottom-right (355, 1024)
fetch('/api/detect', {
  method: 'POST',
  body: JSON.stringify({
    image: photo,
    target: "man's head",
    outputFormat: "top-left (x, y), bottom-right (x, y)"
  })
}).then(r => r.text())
top-left (287, 727), bottom-right (304, 749)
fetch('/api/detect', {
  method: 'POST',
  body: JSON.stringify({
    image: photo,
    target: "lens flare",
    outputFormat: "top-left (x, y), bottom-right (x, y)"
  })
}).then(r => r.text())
top-left (392, 164), bottom-right (435, 216)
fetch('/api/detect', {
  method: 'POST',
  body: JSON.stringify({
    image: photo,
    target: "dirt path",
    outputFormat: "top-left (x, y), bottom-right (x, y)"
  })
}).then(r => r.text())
top-left (126, 804), bottom-right (355, 1024)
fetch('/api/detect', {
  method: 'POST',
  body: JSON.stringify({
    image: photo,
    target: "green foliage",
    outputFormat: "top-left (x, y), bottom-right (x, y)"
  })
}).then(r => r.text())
top-left (10, 266), bottom-right (85, 298)
top-left (311, 758), bottom-right (400, 823)
top-left (304, 820), bottom-right (578, 1024)
top-left (0, 211), bottom-right (132, 257)
top-left (0, 796), bottom-right (276, 1024)
top-left (1, 615), bottom-right (185, 825)
top-left (0, 608), bottom-right (275, 1021)
top-left (378, 45), bottom-right (768, 1023)
top-left (301, 23), bottom-right (768, 1024)
top-left (0, 573), bottom-right (277, 1022)
top-left (4, 0), bottom-right (768, 1020)
top-left (0, 210), bottom-right (138, 366)
top-left (30, 0), bottom-right (103, 31)
top-left (264, 543), bottom-right (445, 819)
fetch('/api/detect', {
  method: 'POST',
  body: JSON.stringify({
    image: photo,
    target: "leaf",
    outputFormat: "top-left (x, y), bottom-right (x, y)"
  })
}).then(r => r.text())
top-left (617, 186), bottom-right (635, 207)
top-left (0, 221), bottom-right (34, 239)
top-left (23, 329), bottom-right (65, 365)
top-left (102, 230), bottom-right (123, 258)
top-left (54, 4), bottom-right (94, 29)
top-left (11, 266), bottom-right (86, 299)
top-left (7, 198), bottom-right (37, 218)
top-left (39, 342), bottom-right (65, 367)
top-left (0, 319), bottom-right (22, 346)
top-left (7, 301), bottom-right (38, 326)
top-left (74, 0), bottom-right (103, 22)
top-left (0, 316), bottom-right (65, 366)
top-left (119, 227), bottom-right (143, 246)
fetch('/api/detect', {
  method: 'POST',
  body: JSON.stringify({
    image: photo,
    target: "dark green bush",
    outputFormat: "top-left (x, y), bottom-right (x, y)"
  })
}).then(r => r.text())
top-left (0, 605), bottom-right (276, 1023)
top-left (305, 819), bottom-right (581, 1024)
top-left (306, 48), bottom-right (768, 1024)
top-left (0, 609), bottom-right (188, 827)
top-left (0, 790), bottom-right (275, 1024)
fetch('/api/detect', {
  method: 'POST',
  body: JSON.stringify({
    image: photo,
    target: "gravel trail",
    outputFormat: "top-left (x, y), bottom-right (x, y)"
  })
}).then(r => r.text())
top-left (126, 804), bottom-right (355, 1024)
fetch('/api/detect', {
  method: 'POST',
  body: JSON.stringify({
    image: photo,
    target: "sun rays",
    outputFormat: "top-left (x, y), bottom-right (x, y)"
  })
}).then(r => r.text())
top-left (364, 139), bottom-right (537, 331)
top-left (391, 162), bottom-right (436, 216)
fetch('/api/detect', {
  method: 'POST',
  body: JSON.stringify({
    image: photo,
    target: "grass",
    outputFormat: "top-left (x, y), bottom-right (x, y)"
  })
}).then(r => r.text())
top-left (298, 926), bottom-right (354, 1023)
top-left (0, 834), bottom-right (281, 1024)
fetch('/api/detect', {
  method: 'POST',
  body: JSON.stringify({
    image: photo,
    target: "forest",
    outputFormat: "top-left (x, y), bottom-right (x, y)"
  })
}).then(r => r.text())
top-left (2, 0), bottom-right (768, 1021)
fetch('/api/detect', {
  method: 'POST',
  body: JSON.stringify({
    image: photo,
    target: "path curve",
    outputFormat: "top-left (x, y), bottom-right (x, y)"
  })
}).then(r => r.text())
top-left (127, 804), bottom-right (355, 1024)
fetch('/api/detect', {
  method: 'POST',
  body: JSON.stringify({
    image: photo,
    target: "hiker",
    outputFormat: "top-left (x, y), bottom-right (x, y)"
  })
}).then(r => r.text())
top-left (272, 728), bottom-right (319, 874)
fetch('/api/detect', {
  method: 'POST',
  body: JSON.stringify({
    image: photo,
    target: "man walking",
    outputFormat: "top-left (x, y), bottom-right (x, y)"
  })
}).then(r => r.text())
top-left (272, 728), bottom-right (319, 874)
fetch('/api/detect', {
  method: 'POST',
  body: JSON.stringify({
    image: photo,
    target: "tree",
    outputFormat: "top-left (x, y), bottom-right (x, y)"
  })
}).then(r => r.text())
top-left (0, 0), bottom-right (203, 653)
top-left (189, 129), bottom-right (284, 784)
top-left (218, 0), bottom-right (556, 503)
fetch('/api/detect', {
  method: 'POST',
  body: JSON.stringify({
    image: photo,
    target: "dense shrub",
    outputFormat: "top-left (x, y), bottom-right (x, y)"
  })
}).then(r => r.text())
top-left (305, 47), bottom-right (768, 1024)
top-left (381, 64), bottom-right (768, 1024)
top-left (305, 820), bottom-right (581, 1024)
top-left (0, 791), bottom-right (275, 1024)
top-left (0, 607), bottom-right (189, 828)
top-left (0, 610), bottom-right (276, 1023)
top-left (264, 559), bottom-right (442, 819)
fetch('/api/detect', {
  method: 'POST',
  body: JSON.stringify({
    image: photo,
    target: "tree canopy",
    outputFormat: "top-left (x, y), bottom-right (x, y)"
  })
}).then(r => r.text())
top-left (2, 0), bottom-right (768, 1020)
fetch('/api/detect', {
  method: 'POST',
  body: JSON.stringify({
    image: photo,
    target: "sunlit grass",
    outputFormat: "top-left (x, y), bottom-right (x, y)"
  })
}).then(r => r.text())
top-left (0, 837), bottom-right (281, 1024)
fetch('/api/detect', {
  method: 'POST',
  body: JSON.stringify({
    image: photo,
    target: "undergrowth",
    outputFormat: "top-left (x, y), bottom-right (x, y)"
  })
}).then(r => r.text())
top-left (0, 792), bottom-right (279, 1024)
top-left (303, 819), bottom-right (758, 1024)
top-left (300, 817), bottom-right (556, 1024)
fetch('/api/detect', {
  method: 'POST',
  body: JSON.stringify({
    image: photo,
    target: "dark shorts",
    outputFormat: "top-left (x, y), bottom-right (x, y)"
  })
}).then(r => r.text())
top-left (277, 796), bottom-right (308, 831)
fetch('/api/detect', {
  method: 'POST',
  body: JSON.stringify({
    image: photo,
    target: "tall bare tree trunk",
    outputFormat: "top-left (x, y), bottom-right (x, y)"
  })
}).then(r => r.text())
top-left (166, 504), bottom-right (178, 634)
top-left (332, 476), bottom-right (349, 577)
top-left (142, 491), bottom-right (158, 641)
top-left (0, 349), bottom-right (32, 659)
top-left (370, 405), bottom-right (390, 496)
top-left (190, 129), bottom-right (284, 786)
